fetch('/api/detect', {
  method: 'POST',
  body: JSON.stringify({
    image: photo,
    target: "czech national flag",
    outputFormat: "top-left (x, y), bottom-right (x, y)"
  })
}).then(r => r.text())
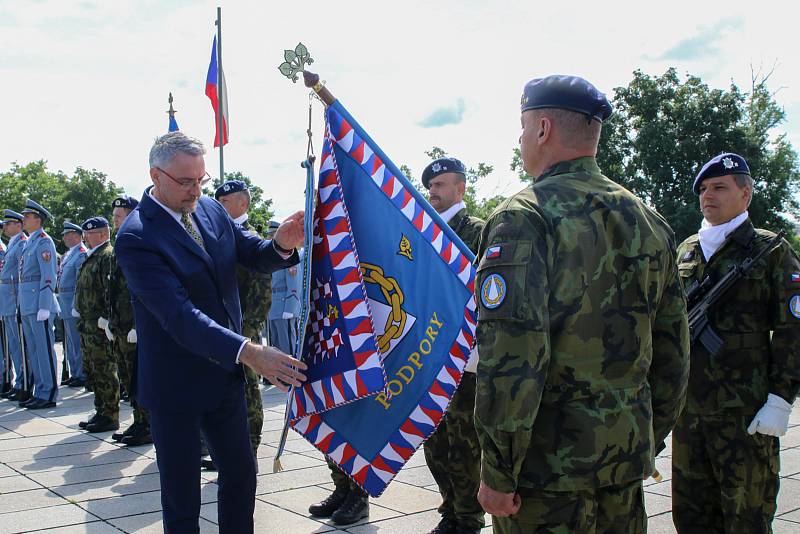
top-left (205, 36), bottom-right (228, 147)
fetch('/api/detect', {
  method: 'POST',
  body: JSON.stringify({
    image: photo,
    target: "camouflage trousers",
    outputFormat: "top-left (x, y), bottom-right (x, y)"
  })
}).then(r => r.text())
top-left (327, 458), bottom-right (367, 496)
top-left (672, 410), bottom-right (779, 534)
top-left (243, 325), bottom-right (263, 455)
top-left (79, 329), bottom-right (119, 421)
top-left (492, 480), bottom-right (644, 534)
top-left (113, 337), bottom-right (149, 429)
top-left (424, 371), bottom-right (484, 530)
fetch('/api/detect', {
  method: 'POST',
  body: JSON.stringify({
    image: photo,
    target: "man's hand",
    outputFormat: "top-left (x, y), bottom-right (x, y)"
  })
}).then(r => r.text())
top-left (127, 329), bottom-right (137, 344)
top-left (240, 342), bottom-right (307, 392)
top-left (747, 393), bottom-right (792, 437)
top-left (273, 211), bottom-right (305, 252)
top-left (36, 309), bottom-right (50, 322)
top-left (477, 481), bottom-right (521, 517)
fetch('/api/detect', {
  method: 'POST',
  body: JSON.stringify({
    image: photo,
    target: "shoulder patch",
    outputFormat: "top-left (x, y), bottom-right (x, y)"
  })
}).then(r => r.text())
top-left (485, 245), bottom-right (502, 260)
top-left (789, 272), bottom-right (800, 287)
top-left (41, 250), bottom-right (51, 262)
top-left (682, 249), bottom-right (695, 261)
top-left (481, 273), bottom-right (507, 309)
top-left (790, 295), bottom-right (800, 319)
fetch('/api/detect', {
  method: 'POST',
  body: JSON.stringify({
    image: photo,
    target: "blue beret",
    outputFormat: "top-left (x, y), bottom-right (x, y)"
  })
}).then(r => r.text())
top-left (3, 210), bottom-right (23, 223)
top-left (62, 222), bottom-right (83, 235)
top-left (112, 195), bottom-right (139, 210)
top-left (421, 157), bottom-right (467, 189)
top-left (21, 199), bottom-right (52, 220)
top-left (267, 220), bottom-right (281, 231)
top-left (521, 75), bottom-right (613, 123)
top-left (215, 180), bottom-right (248, 199)
top-left (81, 217), bottom-right (109, 231)
top-left (692, 153), bottom-right (751, 195)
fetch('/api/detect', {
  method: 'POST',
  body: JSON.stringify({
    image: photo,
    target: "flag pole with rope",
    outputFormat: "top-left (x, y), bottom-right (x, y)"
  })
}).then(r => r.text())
top-left (215, 6), bottom-right (224, 180)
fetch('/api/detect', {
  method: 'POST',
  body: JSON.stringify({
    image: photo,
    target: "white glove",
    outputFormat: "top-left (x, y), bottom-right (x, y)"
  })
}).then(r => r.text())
top-left (282, 312), bottom-right (294, 320)
top-left (127, 329), bottom-right (137, 344)
top-left (747, 393), bottom-right (792, 437)
top-left (36, 309), bottom-right (49, 322)
top-left (97, 317), bottom-right (109, 330)
top-left (103, 326), bottom-right (114, 342)
top-left (53, 299), bottom-right (61, 317)
top-left (71, 308), bottom-right (80, 318)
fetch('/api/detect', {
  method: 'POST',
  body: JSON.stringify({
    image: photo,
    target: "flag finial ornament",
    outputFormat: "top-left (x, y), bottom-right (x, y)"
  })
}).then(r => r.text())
top-left (278, 42), bottom-right (314, 83)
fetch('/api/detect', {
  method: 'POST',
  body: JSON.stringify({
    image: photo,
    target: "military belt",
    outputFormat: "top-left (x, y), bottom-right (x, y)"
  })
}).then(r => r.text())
top-left (719, 332), bottom-right (770, 350)
top-left (17, 276), bottom-right (41, 283)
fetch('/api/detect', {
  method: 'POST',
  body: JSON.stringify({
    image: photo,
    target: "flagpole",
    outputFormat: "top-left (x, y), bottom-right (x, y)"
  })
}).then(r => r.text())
top-left (216, 6), bottom-right (224, 181)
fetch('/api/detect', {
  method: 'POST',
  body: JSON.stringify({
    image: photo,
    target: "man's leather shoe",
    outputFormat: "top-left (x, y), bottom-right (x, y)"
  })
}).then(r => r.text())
top-left (200, 458), bottom-right (217, 471)
top-left (331, 491), bottom-right (369, 525)
top-left (308, 486), bottom-right (349, 518)
top-left (428, 517), bottom-right (458, 534)
top-left (79, 413), bottom-right (99, 429)
top-left (26, 399), bottom-right (56, 410)
top-left (68, 378), bottom-right (86, 388)
top-left (121, 427), bottom-right (153, 446)
top-left (0, 388), bottom-right (15, 399)
top-left (85, 415), bottom-right (119, 433)
top-left (19, 396), bottom-right (36, 408)
top-left (60, 377), bottom-right (71, 386)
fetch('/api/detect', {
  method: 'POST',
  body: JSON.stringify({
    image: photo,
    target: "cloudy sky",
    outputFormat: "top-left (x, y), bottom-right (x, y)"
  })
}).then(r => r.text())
top-left (2, 0), bottom-right (798, 218)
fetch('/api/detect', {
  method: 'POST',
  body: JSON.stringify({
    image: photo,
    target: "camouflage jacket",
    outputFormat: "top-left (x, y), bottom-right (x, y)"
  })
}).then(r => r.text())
top-left (677, 218), bottom-right (800, 414)
top-left (74, 240), bottom-right (113, 335)
top-left (474, 156), bottom-right (690, 493)
top-left (449, 207), bottom-right (484, 257)
top-left (236, 219), bottom-right (272, 340)
top-left (108, 251), bottom-right (135, 336)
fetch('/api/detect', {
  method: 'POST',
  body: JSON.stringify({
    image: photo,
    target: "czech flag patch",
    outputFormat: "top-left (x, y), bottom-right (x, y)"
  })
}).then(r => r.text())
top-left (485, 245), bottom-right (502, 260)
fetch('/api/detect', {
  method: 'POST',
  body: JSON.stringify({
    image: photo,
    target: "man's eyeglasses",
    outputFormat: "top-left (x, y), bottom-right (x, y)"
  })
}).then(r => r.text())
top-left (157, 167), bottom-right (212, 190)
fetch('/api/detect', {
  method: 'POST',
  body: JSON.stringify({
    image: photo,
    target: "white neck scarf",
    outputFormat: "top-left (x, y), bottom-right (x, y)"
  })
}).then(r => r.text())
top-left (698, 211), bottom-right (749, 261)
top-left (438, 200), bottom-right (466, 225)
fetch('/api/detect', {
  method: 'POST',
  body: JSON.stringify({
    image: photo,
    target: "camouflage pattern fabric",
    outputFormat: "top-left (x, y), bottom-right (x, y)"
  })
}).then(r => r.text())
top-left (109, 253), bottom-right (148, 428)
top-left (473, 157), bottom-right (690, 523)
top-left (236, 219), bottom-right (272, 454)
top-left (672, 410), bottom-right (779, 533)
top-left (327, 458), bottom-right (367, 496)
top-left (672, 219), bottom-right (800, 532)
top-left (492, 479), bottom-right (644, 534)
top-left (74, 241), bottom-right (119, 420)
top-left (423, 207), bottom-right (485, 529)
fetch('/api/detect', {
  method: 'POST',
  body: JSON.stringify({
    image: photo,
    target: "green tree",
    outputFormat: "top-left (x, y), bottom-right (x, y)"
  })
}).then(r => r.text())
top-left (595, 68), bottom-right (799, 242)
top-left (0, 161), bottom-right (122, 251)
top-left (203, 171), bottom-right (274, 233)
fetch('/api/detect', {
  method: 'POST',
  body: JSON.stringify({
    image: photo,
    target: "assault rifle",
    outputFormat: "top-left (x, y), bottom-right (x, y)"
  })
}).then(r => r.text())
top-left (686, 230), bottom-right (786, 356)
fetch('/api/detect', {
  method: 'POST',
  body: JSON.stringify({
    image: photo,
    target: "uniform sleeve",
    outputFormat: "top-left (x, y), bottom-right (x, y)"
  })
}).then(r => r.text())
top-left (37, 239), bottom-right (58, 311)
top-left (74, 251), bottom-right (87, 272)
top-left (650, 248), bottom-right (690, 447)
top-left (473, 208), bottom-right (551, 493)
top-left (768, 241), bottom-right (800, 402)
top-left (238, 267), bottom-right (271, 335)
top-left (110, 258), bottom-right (136, 334)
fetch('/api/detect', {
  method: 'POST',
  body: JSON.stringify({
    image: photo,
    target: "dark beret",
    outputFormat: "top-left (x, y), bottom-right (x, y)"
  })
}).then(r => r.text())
top-left (215, 180), bottom-right (248, 199)
top-left (3, 210), bottom-right (23, 223)
top-left (112, 195), bottom-right (139, 210)
top-left (521, 75), bottom-right (613, 123)
top-left (21, 199), bottom-right (53, 220)
top-left (421, 157), bottom-right (467, 189)
top-left (692, 153), bottom-right (751, 195)
top-left (81, 217), bottom-right (109, 231)
top-left (62, 221), bottom-right (83, 235)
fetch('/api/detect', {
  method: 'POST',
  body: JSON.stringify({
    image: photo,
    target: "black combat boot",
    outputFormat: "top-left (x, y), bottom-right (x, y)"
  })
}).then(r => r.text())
top-left (331, 490), bottom-right (369, 525)
top-left (85, 415), bottom-right (120, 433)
top-left (429, 517), bottom-right (458, 534)
top-left (308, 485), bottom-right (349, 518)
top-left (121, 424), bottom-right (153, 446)
top-left (79, 412), bottom-right (99, 429)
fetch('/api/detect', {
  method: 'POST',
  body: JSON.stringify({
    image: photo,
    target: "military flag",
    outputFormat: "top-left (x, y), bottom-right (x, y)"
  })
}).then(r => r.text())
top-left (289, 100), bottom-right (478, 497)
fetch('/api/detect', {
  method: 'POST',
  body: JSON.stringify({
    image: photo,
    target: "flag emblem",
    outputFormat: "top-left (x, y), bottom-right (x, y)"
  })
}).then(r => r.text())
top-left (481, 273), bottom-right (506, 309)
top-left (790, 272), bottom-right (800, 284)
top-left (485, 245), bottom-right (502, 259)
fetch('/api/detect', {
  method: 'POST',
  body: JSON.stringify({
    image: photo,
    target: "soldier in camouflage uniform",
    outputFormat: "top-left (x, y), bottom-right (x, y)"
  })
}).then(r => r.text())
top-left (474, 76), bottom-right (690, 533)
top-left (74, 217), bottom-right (120, 433)
top-left (109, 195), bottom-right (152, 446)
top-left (421, 157), bottom-right (486, 534)
top-left (672, 152), bottom-right (800, 533)
top-left (215, 180), bottom-right (272, 461)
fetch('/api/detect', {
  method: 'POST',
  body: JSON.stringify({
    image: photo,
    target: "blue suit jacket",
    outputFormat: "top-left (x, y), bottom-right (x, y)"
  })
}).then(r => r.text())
top-left (18, 230), bottom-right (58, 316)
top-left (114, 189), bottom-right (298, 412)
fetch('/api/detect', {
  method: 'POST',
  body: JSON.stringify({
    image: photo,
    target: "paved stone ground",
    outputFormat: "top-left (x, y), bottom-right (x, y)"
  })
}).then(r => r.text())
top-left (0, 348), bottom-right (799, 533)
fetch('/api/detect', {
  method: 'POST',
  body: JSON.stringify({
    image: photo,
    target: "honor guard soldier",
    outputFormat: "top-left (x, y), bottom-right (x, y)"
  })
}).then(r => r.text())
top-left (109, 195), bottom-right (152, 446)
top-left (57, 222), bottom-right (88, 387)
top-left (0, 210), bottom-right (30, 402)
top-left (268, 222), bottom-right (301, 357)
top-left (474, 75), bottom-right (690, 533)
top-left (0, 221), bottom-right (7, 394)
top-left (672, 153), bottom-right (800, 533)
top-left (18, 200), bottom-right (60, 409)
top-left (215, 180), bottom-right (271, 464)
top-left (74, 217), bottom-right (120, 432)
top-left (421, 157), bottom-right (486, 534)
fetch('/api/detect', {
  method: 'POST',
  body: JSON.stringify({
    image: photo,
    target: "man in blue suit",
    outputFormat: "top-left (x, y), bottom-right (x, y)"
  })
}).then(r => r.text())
top-left (0, 210), bottom-right (30, 402)
top-left (114, 131), bottom-right (307, 534)
top-left (18, 200), bottom-right (59, 409)
top-left (57, 222), bottom-right (88, 387)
